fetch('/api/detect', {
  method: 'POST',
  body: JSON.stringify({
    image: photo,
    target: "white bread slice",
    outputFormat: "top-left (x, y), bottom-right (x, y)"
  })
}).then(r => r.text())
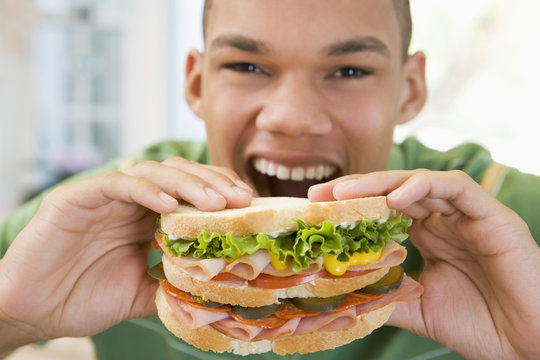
top-left (160, 196), bottom-right (392, 238)
top-left (162, 254), bottom-right (390, 306)
top-left (155, 285), bottom-right (394, 355)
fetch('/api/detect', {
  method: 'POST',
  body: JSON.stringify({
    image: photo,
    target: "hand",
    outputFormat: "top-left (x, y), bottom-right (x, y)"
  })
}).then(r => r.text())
top-left (0, 157), bottom-right (252, 353)
top-left (309, 169), bottom-right (540, 360)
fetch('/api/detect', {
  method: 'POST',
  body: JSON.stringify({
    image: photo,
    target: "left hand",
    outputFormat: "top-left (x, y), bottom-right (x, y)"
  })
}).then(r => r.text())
top-left (309, 169), bottom-right (540, 360)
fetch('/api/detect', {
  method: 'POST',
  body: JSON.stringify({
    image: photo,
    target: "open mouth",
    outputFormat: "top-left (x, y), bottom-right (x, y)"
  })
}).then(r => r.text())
top-left (247, 157), bottom-right (342, 198)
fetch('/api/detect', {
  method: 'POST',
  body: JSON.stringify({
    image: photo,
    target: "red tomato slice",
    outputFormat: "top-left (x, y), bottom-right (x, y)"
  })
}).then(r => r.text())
top-left (211, 269), bottom-right (378, 288)
top-left (151, 238), bottom-right (162, 251)
top-left (161, 280), bottom-right (230, 312)
top-left (211, 272), bottom-right (244, 281)
top-left (248, 271), bottom-right (326, 289)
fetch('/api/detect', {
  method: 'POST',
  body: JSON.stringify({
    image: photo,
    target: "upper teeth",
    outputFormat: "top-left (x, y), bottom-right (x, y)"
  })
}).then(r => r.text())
top-left (253, 158), bottom-right (336, 181)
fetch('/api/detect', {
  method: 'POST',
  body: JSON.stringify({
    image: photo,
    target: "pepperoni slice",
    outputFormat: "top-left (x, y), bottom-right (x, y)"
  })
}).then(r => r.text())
top-left (228, 313), bottom-right (288, 329)
top-left (161, 280), bottom-right (230, 312)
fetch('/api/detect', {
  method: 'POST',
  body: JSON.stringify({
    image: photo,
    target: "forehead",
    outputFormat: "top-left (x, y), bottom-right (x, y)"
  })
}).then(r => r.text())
top-left (205, 0), bottom-right (401, 59)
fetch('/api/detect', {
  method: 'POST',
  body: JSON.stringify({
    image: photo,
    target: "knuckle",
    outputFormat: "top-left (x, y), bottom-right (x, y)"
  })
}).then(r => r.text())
top-left (162, 156), bottom-right (190, 167)
top-left (99, 170), bottom-right (124, 184)
top-left (42, 185), bottom-right (66, 204)
top-left (124, 160), bottom-right (160, 174)
top-left (448, 169), bottom-right (471, 181)
top-left (210, 165), bottom-right (239, 179)
top-left (412, 168), bottom-right (429, 175)
top-left (137, 160), bottom-right (161, 168)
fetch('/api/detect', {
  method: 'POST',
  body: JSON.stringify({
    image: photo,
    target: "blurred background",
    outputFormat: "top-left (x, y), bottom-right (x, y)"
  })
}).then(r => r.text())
top-left (1, 0), bottom-right (540, 221)
top-left (1, 1), bottom-right (540, 359)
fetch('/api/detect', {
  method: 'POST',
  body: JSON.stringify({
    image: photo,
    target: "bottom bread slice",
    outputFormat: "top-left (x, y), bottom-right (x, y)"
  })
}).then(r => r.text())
top-left (155, 286), bottom-right (395, 355)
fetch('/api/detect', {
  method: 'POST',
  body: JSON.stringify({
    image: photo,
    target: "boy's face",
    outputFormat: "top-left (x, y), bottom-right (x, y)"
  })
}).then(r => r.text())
top-left (186, 0), bottom-right (426, 197)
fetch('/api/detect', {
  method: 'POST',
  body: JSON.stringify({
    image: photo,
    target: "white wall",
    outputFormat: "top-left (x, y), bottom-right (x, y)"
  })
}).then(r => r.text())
top-left (120, 0), bottom-right (172, 156)
top-left (170, 0), bottom-right (206, 140)
top-left (396, 0), bottom-right (540, 175)
top-left (0, 3), bottom-right (37, 220)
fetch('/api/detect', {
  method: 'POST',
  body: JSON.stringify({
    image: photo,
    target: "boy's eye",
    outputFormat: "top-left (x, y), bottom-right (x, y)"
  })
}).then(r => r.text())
top-left (332, 66), bottom-right (370, 78)
top-left (224, 62), bottom-right (264, 74)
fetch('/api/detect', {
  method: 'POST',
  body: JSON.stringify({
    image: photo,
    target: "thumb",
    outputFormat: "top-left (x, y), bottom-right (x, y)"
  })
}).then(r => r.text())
top-left (130, 279), bottom-right (159, 319)
top-left (386, 299), bottom-right (427, 338)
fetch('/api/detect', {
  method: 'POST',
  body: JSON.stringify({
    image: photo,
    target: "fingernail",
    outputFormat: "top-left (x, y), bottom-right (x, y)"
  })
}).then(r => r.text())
top-left (232, 186), bottom-right (251, 195)
top-left (158, 192), bottom-right (177, 204)
top-left (234, 179), bottom-right (252, 191)
top-left (388, 187), bottom-right (403, 200)
top-left (335, 179), bottom-right (358, 189)
top-left (205, 187), bottom-right (225, 200)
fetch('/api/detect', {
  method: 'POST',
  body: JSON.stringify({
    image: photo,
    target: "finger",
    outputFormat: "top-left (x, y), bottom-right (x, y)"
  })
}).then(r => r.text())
top-left (386, 298), bottom-right (427, 338)
top-left (307, 182), bottom-right (337, 202)
top-left (163, 158), bottom-right (253, 208)
top-left (46, 171), bottom-right (179, 214)
top-left (130, 277), bottom-right (159, 318)
top-left (124, 161), bottom-right (226, 211)
top-left (327, 170), bottom-right (427, 201)
top-left (400, 198), bottom-right (457, 220)
top-left (387, 170), bottom-right (496, 220)
top-left (127, 159), bottom-right (252, 210)
top-left (308, 173), bottom-right (396, 202)
top-left (202, 163), bottom-right (253, 192)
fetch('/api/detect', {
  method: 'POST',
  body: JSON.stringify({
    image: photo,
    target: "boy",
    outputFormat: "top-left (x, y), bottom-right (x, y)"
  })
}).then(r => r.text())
top-left (1, 1), bottom-right (539, 359)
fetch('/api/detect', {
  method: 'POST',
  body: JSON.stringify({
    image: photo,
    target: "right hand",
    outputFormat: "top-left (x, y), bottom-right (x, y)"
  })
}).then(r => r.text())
top-left (0, 157), bottom-right (252, 354)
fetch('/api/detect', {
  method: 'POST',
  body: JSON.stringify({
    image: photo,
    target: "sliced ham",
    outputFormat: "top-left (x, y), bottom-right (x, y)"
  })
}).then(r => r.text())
top-left (347, 240), bottom-right (407, 271)
top-left (261, 257), bottom-right (324, 277)
top-left (253, 318), bottom-right (302, 341)
top-left (211, 318), bottom-right (264, 341)
top-left (163, 291), bottom-right (229, 330)
top-left (223, 251), bottom-right (271, 280)
top-left (355, 275), bottom-right (423, 315)
top-left (165, 253), bottom-right (227, 281)
top-left (292, 307), bottom-right (358, 336)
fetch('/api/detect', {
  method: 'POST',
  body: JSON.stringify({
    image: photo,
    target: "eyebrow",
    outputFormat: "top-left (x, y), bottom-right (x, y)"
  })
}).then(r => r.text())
top-left (209, 34), bottom-right (390, 59)
top-left (323, 37), bottom-right (391, 58)
top-left (209, 34), bottom-right (270, 55)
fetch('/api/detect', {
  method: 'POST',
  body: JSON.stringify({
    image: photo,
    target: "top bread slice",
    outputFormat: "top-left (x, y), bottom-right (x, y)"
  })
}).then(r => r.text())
top-left (160, 196), bottom-right (393, 239)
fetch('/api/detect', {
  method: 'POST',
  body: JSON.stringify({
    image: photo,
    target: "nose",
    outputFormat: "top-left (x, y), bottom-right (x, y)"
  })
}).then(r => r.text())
top-left (255, 75), bottom-right (332, 136)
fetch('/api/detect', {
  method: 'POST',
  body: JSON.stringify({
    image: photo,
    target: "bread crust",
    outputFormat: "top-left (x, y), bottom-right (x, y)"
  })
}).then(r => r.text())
top-left (156, 285), bottom-right (394, 355)
top-left (162, 254), bottom-right (389, 306)
top-left (160, 196), bottom-right (391, 238)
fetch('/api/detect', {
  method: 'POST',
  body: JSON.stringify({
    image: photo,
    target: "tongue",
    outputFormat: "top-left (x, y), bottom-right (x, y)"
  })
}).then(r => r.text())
top-left (267, 177), bottom-right (322, 198)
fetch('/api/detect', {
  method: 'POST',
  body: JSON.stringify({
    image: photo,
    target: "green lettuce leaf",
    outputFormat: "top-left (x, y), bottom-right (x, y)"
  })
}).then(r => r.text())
top-left (162, 214), bottom-right (412, 272)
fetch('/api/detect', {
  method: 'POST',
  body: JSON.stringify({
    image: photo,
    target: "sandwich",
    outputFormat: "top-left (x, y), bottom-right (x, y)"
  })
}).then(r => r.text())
top-left (150, 196), bottom-right (424, 355)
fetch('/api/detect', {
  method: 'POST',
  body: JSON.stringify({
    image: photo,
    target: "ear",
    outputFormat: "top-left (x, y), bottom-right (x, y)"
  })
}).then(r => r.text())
top-left (184, 49), bottom-right (204, 118)
top-left (397, 51), bottom-right (427, 125)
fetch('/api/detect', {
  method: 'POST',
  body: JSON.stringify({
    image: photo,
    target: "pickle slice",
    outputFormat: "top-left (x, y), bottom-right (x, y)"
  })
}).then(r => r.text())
top-left (191, 295), bottom-right (224, 309)
top-left (362, 265), bottom-right (404, 294)
top-left (231, 301), bottom-right (284, 320)
top-left (147, 262), bottom-right (166, 281)
top-left (292, 294), bottom-right (347, 313)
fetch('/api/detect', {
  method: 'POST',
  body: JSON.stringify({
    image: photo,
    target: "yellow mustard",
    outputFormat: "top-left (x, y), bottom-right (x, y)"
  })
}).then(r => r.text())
top-left (268, 250), bottom-right (291, 270)
top-left (322, 249), bottom-right (382, 276)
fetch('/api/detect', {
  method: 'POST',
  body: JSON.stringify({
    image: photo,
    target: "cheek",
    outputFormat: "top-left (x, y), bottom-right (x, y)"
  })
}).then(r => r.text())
top-left (202, 89), bottom-right (257, 167)
top-left (334, 93), bottom-right (399, 172)
top-left (337, 94), bottom-right (395, 139)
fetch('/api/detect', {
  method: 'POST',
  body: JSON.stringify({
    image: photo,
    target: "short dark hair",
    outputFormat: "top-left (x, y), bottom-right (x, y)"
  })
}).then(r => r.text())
top-left (202, 0), bottom-right (213, 40)
top-left (393, 0), bottom-right (412, 61)
top-left (202, 0), bottom-right (412, 61)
